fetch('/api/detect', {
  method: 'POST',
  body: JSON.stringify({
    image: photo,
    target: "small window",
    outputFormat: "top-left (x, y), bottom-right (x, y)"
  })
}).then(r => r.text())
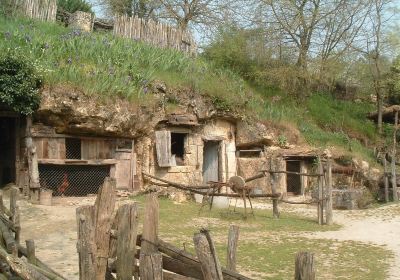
top-left (66, 138), bottom-right (81, 159)
top-left (237, 149), bottom-right (262, 158)
top-left (171, 133), bottom-right (187, 166)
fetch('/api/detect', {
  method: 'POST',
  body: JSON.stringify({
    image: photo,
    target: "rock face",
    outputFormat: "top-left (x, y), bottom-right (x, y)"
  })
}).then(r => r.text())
top-left (236, 121), bottom-right (275, 148)
top-left (35, 86), bottom-right (163, 137)
top-left (35, 84), bottom-right (240, 138)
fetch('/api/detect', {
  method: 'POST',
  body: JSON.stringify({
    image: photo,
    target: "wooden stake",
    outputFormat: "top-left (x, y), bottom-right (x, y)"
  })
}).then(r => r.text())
top-left (140, 194), bottom-right (161, 279)
top-left (116, 203), bottom-right (138, 280)
top-left (295, 252), bottom-right (315, 280)
top-left (141, 194), bottom-right (159, 254)
top-left (76, 205), bottom-right (96, 280)
top-left (325, 158), bottom-right (333, 225)
top-left (270, 158), bottom-right (280, 219)
top-left (317, 158), bottom-right (324, 225)
top-left (393, 111), bottom-right (399, 201)
top-left (384, 157), bottom-right (389, 203)
top-left (227, 225), bottom-right (239, 272)
top-left (25, 239), bottom-right (36, 266)
top-left (193, 231), bottom-right (223, 280)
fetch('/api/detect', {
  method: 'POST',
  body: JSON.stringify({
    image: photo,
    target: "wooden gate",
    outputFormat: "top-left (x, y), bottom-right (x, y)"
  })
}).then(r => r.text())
top-left (203, 141), bottom-right (220, 183)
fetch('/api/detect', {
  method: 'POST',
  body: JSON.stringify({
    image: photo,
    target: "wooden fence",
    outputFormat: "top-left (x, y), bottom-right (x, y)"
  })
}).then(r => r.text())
top-left (77, 178), bottom-right (317, 280)
top-left (113, 15), bottom-right (197, 55)
top-left (14, 0), bottom-right (57, 22)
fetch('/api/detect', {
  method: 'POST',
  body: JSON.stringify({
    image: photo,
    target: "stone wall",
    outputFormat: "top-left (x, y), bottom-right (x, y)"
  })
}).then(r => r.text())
top-left (144, 119), bottom-right (237, 187)
top-left (69, 11), bottom-right (92, 32)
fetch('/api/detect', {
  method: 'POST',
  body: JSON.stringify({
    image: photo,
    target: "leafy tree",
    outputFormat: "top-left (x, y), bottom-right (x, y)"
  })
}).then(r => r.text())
top-left (0, 52), bottom-right (42, 115)
top-left (57, 0), bottom-right (93, 14)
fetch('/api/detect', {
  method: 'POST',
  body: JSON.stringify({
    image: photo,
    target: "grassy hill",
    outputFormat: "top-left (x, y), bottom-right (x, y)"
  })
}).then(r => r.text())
top-left (0, 16), bottom-right (382, 162)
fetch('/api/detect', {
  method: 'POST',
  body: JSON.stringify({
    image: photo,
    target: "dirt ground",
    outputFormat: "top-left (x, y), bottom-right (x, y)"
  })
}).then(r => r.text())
top-left (11, 196), bottom-right (400, 280)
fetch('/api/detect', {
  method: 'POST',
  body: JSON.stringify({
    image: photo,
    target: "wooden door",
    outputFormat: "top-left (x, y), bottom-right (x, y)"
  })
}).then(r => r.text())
top-left (203, 141), bottom-right (220, 183)
top-left (286, 160), bottom-right (301, 195)
top-left (115, 150), bottom-right (135, 190)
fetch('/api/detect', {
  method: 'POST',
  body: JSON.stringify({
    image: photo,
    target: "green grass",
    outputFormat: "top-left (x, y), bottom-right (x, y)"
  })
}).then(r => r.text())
top-left (0, 16), bottom-right (249, 108)
top-left (0, 16), bottom-right (383, 162)
top-left (131, 196), bottom-right (391, 280)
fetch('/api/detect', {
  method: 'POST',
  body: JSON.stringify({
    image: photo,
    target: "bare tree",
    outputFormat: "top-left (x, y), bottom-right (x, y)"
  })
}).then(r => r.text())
top-left (101, 0), bottom-right (159, 18)
top-left (156, 0), bottom-right (239, 31)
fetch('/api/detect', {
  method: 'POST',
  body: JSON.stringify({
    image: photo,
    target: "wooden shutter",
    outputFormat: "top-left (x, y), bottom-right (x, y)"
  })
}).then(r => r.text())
top-left (155, 131), bottom-right (174, 167)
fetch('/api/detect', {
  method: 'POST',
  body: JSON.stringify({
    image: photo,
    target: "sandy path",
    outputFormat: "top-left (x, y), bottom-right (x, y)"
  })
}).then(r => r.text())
top-left (15, 196), bottom-right (400, 280)
top-left (307, 204), bottom-right (400, 280)
top-left (235, 199), bottom-right (400, 280)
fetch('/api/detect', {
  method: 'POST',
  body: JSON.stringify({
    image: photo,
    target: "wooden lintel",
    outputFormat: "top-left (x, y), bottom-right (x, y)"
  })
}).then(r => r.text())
top-left (37, 159), bottom-right (118, 165)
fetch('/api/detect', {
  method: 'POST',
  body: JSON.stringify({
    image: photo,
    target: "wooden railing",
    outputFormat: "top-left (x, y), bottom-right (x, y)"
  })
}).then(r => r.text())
top-left (14, 0), bottom-right (57, 22)
top-left (113, 15), bottom-right (197, 55)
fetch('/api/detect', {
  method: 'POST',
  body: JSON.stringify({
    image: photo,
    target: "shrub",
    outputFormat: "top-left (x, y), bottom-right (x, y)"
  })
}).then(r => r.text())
top-left (0, 51), bottom-right (42, 115)
top-left (57, 0), bottom-right (92, 14)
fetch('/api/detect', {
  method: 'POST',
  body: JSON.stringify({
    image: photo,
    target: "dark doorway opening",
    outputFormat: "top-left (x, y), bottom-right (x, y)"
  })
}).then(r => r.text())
top-left (0, 117), bottom-right (16, 186)
top-left (171, 133), bottom-right (186, 166)
top-left (66, 138), bottom-right (82, 159)
top-left (286, 160), bottom-right (301, 195)
top-left (203, 141), bottom-right (220, 183)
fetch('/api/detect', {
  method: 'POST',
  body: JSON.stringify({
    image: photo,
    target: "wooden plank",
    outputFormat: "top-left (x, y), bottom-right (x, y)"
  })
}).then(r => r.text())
top-left (295, 252), bottom-right (315, 280)
top-left (193, 231), bottom-right (223, 280)
top-left (155, 130), bottom-right (173, 167)
top-left (47, 138), bottom-right (59, 159)
top-left (93, 177), bottom-right (116, 280)
top-left (116, 203), bottom-right (138, 280)
top-left (227, 225), bottom-right (239, 271)
top-left (58, 138), bottom-right (66, 160)
top-left (76, 205), bottom-right (95, 280)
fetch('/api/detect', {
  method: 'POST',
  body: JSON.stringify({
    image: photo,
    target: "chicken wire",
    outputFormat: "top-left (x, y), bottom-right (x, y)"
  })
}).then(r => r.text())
top-left (38, 164), bottom-right (110, 196)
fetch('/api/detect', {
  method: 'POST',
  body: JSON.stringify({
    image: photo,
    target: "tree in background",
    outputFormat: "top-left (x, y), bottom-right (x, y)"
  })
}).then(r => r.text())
top-left (101, 0), bottom-right (158, 18)
top-left (58, 0), bottom-right (93, 13)
top-left (0, 51), bottom-right (42, 115)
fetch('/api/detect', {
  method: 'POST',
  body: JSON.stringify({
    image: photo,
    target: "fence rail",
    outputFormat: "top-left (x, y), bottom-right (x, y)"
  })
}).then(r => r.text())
top-left (14, 0), bottom-right (57, 21)
top-left (113, 15), bottom-right (197, 55)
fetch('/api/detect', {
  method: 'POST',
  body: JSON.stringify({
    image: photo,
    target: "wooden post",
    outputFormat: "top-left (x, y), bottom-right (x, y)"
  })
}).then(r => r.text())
top-left (295, 252), bottom-right (315, 280)
top-left (25, 239), bottom-right (37, 266)
top-left (139, 253), bottom-right (163, 280)
top-left (93, 177), bottom-right (116, 280)
top-left (193, 231), bottom-right (223, 280)
top-left (325, 158), bottom-right (333, 225)
top-left (384, 157), bottom-right (389, 203)
top-left (317, 158), bottom-right (324, 225)
top-left (76, 205), bottom-right (95, 280)
top-left (141, 194), bottom-right (159, 254)
top-left (26, 116), bottom-right (40, 202)
top-left (116, 203), bottom-right (138, 280)
top-left (270, 158), bottom-right (280, 219)
top-left (13, 206), bottom-right (21, 249)
top-left (227, 225), bottom-right (239, 272)
top-left (140, 194), bottom-right (162, 279)
top-left (393, 111), bottom-right (399, 201)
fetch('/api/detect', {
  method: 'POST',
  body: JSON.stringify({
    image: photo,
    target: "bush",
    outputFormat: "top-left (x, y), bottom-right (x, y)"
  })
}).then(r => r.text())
top-left (0, 51), bottom-right (42, 115)
top-left (57, 0), bottom-right (92, 14)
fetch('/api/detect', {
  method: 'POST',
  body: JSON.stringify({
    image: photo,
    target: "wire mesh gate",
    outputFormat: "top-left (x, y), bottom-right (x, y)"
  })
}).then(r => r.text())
top-left (38, 164), bottom-right (110, 196)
